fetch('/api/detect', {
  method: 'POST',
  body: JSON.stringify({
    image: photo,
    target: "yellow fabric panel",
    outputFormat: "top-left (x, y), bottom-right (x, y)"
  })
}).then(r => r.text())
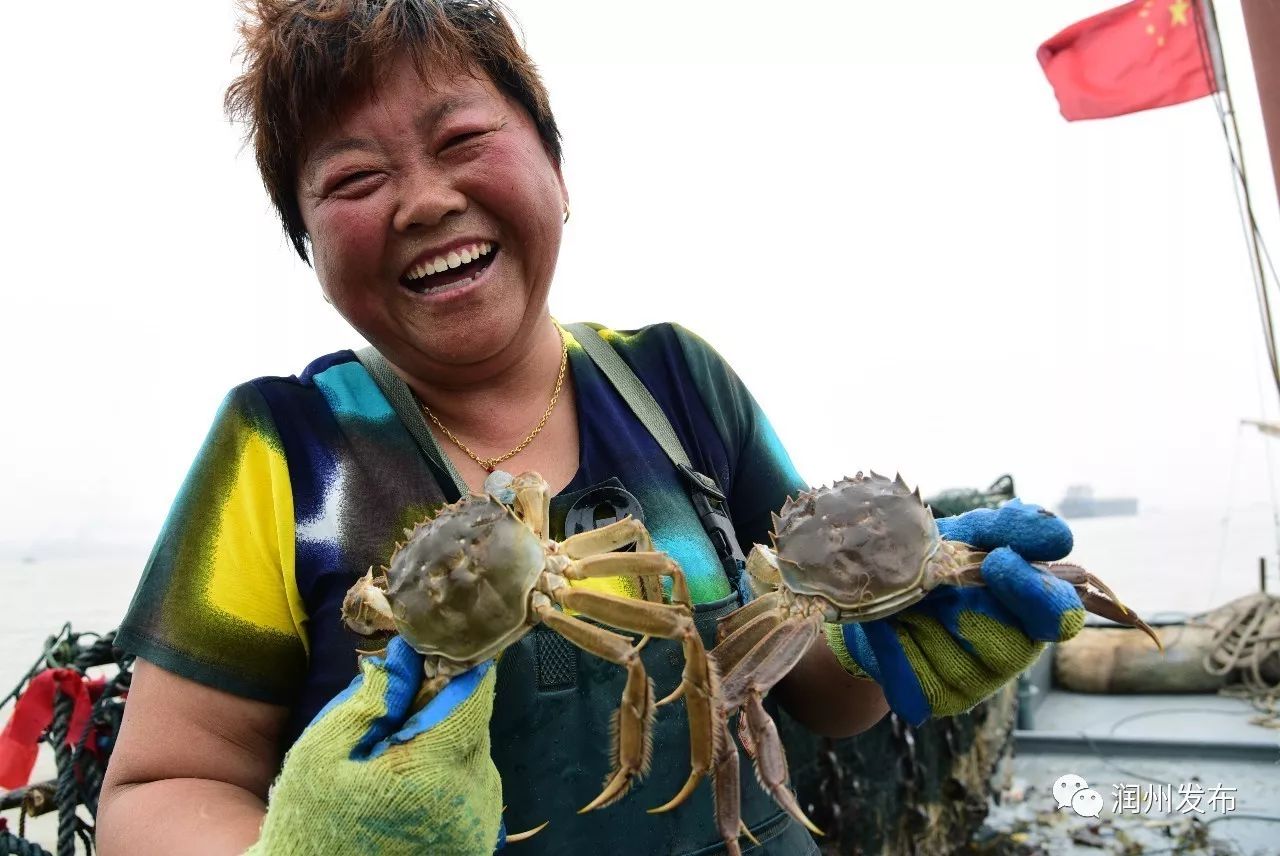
top-left (204, 430), bottom-right (308, 653)
top-left (567, 574), bottom-right (636, 600)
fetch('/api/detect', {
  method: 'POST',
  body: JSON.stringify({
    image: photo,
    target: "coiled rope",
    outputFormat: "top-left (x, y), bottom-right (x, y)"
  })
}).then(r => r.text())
top-left (0, 831), bottom-right (49, 856)
top-left (1202, 593), bottom-right (1280, 727)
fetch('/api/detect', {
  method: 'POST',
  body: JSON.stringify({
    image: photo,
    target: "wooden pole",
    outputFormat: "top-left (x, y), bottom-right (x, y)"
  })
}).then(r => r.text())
top-left (0, 779), bottom-right (57, 816)
top-left (1242, 0), bottom-right (1280, 213)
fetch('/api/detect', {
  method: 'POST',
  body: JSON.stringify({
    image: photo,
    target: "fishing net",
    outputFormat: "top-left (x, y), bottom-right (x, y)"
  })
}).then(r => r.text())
top-left (0, 626), bottom-right (133, 856)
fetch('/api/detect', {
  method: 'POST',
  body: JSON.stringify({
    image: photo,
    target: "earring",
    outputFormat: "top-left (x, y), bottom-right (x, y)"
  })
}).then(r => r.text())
top-left (563, 202), bottom-right (571, 224)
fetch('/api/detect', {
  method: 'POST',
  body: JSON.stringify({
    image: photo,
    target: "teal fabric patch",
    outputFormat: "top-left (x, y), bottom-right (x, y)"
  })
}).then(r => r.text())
top-left (314, 361), bottom-right (397, 421)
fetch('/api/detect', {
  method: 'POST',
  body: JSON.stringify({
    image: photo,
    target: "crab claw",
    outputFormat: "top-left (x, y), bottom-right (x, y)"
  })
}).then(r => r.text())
top-left (1046, 563), bottom-right (1164, 652)
top-left (1080, 590), bottom-right (1164, 652)
top-left (656, 682), bottom-right (685, 707)
top-left (342, 568), bottom-right (397, 636)
top-left (504, 820), bottom-right (550, 843)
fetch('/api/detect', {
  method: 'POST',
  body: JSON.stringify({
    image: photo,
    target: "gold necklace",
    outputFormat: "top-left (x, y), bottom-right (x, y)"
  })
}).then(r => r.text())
top-left (417, 329), bottom-right (569, 474)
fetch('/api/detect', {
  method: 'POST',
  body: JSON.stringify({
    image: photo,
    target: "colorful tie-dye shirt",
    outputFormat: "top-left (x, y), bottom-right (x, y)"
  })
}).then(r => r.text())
top-left (117, 323), bottom-right (805, 746)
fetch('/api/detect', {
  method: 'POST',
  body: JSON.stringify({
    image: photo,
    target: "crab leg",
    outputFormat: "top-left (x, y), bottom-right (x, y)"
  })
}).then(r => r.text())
top-left (534, 602), bottom-right (655, 813)
top-left (341, 568), bottom-right (398, 635)
top-left (715, 591), bottom-right (783, 644)
top-left (560, 517), bottom-right (668, 603)
top-left (552, 588), bottom-right (717, 815)
top-left (745, 543), bottom-right (783, 591)
top-left (719, 612), bottom-right (823, 707)
top-left (510, 472), bottom-right (551, 541)
top-left (1077, 590), bottom-right (1163, 649)
top-left (564, 551), bottom-right (692, 610)
top-left (712, 718), bottom-right (745, 856)
top-left (711, 610), bottom-right (783, 678)
top-left (716, 611), bottom-right (826, 837)
top-left (563, 555), bottom-right (697, 706)
top-left (561, 515), bottom-right (652, 556)
top-left (1042, 561), bottom-right (1123, 605)
top-left (742, 689), bottom-right (822, 836)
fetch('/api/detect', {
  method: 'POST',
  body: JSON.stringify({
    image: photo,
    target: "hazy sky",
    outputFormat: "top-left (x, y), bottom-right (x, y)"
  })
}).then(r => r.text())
top-left (3, 0), bottom-right (1280, 553)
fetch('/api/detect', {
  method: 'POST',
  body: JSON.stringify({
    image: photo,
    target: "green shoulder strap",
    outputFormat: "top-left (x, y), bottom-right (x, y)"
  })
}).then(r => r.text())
top-left (564, 323), bottom-right (750, 603)
top-left (354, 345), bottom-right (469, 496)
top-left (562, 323), bottom-right (691, 470)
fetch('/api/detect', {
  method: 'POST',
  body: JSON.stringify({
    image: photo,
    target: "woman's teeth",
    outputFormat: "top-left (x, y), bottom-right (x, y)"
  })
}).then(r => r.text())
top-left (404, 242), bottom-right (494, 283)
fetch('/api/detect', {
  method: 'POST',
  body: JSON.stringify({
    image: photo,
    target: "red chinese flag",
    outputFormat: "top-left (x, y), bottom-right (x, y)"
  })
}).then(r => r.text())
top-left (1038, 0), bottom-right (1219, 120)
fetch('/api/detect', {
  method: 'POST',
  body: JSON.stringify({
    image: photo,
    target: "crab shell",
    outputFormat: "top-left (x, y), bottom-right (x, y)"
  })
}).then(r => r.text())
top-left (385, 494), bottom-right (546, 664)
top-left (771, 471), bottom-right (942, 619)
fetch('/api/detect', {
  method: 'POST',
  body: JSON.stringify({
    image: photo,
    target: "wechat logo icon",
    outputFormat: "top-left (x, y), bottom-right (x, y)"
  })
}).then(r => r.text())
top-left (1053, 773), bottom-right (1103, 818)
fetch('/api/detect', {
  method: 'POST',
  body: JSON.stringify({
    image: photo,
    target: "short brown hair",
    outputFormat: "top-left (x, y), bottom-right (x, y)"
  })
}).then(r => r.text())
top-left (225, 0), bottom-right (562, 262)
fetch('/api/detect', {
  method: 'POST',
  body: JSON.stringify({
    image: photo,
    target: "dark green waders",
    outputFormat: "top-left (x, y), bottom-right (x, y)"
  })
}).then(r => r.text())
top-left (488, 492), bottom-right (819, 855)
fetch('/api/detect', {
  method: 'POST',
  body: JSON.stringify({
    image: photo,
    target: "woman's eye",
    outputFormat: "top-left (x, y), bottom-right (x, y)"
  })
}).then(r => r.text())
top-left (444, 130), bottom-right (487, 150)
top-left (329, 171), bottom-right (381, 195)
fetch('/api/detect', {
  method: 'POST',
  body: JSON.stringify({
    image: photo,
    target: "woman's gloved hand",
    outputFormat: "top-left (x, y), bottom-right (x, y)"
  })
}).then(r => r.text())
top-left (825, 500), bottom-right (1086, 725)
top-left (247, 636), bottom-right (503, 855)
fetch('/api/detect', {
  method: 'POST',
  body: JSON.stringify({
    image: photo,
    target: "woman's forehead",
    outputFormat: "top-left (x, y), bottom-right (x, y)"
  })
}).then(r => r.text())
top-left (345, 58), bottom-right (497, 121)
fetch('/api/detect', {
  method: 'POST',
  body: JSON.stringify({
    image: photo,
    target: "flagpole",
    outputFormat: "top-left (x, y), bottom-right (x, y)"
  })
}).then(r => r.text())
top-left (1218, 1), bottom-right (1280, 585)
top-left (1196, 0), bottom-right (1280, 403)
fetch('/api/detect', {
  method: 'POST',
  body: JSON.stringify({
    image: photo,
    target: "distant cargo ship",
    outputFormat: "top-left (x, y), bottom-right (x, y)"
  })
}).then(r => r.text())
top-left (1056, 485), bottom-right (1138, 519)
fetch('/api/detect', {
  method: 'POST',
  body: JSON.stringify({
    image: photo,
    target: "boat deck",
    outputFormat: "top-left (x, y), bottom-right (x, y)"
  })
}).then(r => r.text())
top-left (1032, 689), bottom-right (1277, 747)
top-left (982, 648), bottom-right (1280, 855)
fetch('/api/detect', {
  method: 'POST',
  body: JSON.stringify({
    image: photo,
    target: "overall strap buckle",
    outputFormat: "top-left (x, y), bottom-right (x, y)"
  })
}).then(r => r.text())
top-left (677, 465), bottom-right (752, 605)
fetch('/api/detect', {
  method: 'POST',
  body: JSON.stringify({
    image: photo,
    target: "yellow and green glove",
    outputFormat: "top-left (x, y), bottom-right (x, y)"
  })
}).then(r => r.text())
top-left (247, 636), bottom-right (503, 855)
top-left (826, 500), bottom-right (1086, 725)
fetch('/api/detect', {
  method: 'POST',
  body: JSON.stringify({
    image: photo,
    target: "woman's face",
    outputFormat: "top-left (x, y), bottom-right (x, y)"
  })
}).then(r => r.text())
top-left (297, 55), bottom-right (567, 376)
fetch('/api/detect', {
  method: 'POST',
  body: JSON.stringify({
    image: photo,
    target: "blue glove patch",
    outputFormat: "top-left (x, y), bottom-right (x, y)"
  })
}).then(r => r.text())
top-left (839, 623), bottom-right (882, 684)
top-left (302, 635), bottom-right (424, 733)
top-left (495, 817), bottom-right (508, 851)
top-left (393, 660), bottom-right (494, 746)
top-left (354, 636), bottom-right (427, 759)
top-left (355, 638), bottom-right (496, 761)
top-left (979, 547), bottom-right (1083, 642)
top-left (304, 636), bottom-right (498, 762)
top-left (935, 500), bottom-right (1072, 562)
top-left (844, 621), bottom-right (932, 726)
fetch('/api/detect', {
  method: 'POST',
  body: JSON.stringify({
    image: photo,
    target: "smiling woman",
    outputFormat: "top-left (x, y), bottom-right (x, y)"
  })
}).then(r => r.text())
top-left (93, 2), bottom-right (888, 854)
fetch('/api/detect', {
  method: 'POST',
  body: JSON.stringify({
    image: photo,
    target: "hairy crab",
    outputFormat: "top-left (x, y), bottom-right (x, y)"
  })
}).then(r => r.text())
top-left (703, 471), bottom-right (1160, 854)
top-left (341, 472), bottom-right (719, 822)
